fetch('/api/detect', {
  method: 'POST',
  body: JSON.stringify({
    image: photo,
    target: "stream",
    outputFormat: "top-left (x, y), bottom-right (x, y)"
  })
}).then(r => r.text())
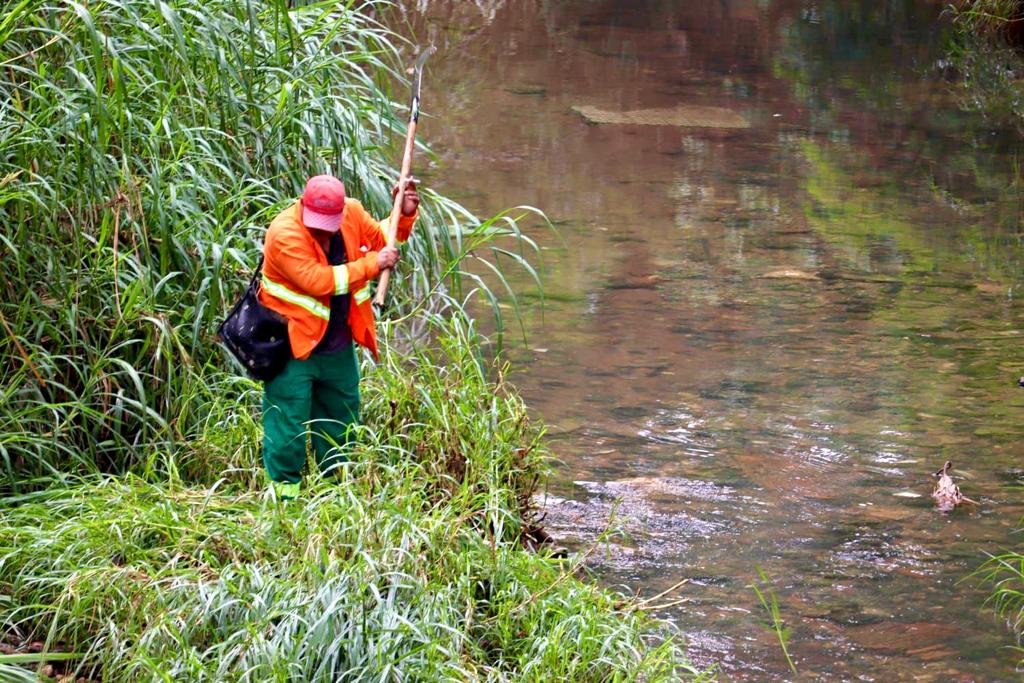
top-left (398, 1), bottom-right (1024, 679)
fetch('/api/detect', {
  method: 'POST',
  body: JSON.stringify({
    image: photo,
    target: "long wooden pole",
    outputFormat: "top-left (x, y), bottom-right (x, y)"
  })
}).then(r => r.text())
top-left (373, 47), bottom-right (434, 308)
top-left (372, 120), bottom-right (416, 307)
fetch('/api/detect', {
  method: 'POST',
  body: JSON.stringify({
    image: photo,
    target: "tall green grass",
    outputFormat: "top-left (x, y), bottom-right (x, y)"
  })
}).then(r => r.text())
top-left (0, 0), bottom-right (701, 678)
top-left (0, 0), bottom-right (540, 485)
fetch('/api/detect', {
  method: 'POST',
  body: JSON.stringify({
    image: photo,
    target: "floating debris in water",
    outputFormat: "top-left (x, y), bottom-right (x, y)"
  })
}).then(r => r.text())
top-left (932, 461), bottom-right (977, 512)
top-left (892, 491), bottom-right (923, 498)
top-left (571, 104), bottom-right (750, 128)
top-left (759, 269), bottom-right (820, 280)
top-left (505, 84), bottom-right (547, 96)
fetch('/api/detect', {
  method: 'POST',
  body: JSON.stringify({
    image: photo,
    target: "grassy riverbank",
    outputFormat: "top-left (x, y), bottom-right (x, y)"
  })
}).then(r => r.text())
top-left (1, 319), bottom-right (698, 680)
top-left (0, 0), bottom-right (700, 679)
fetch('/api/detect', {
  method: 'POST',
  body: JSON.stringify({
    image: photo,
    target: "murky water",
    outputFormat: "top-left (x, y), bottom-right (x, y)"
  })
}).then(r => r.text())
top-left (398, 1), bottom-right (1024, 679)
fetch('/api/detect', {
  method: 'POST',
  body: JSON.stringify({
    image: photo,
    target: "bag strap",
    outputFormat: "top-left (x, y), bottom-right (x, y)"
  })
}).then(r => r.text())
top-left (248, 255), bottom-right (265, 291)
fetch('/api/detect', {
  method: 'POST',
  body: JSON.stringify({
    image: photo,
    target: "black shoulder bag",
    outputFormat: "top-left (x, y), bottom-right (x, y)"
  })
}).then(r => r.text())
top-left (216, 256), bottom-right (291, 382)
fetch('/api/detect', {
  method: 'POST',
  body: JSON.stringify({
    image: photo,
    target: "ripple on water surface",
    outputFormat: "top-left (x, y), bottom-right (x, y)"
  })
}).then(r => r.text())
top-left (541, 476), bottom-right (764, 571)
top-left (637, 407), bottom-right (718, 459)
top-left (824, 525), bottom-right (941, 580)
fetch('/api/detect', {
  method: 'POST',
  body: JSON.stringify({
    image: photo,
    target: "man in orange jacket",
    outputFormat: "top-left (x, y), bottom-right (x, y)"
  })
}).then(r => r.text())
top-left (258, 174), bottom-right (419, 497)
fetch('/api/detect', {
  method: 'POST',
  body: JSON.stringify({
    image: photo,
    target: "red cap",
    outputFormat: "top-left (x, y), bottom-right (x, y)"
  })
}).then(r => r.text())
top-left (301, 175), bottom-right (346, 232)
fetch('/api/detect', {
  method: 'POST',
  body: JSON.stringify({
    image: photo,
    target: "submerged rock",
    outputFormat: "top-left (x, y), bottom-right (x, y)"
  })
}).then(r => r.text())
top-left (845, 621), bottom-right (960, 652)
top-left (802, 599), bottom-right (884, 626)
top-left (572, 104), bottom-right (751, 128)
top-left (538, 476), bottom-right (742, 570)
top-left (857, 503), bottom-right (917, 523)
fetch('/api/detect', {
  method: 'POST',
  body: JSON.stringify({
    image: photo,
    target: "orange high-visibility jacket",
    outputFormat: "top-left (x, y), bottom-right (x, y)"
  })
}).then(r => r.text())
top-left (258, 198), bottom-right (417, 360)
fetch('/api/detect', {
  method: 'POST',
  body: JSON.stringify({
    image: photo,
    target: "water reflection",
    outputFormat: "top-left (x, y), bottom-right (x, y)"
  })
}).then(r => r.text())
top-left (399, 0), bottom-right (1024, 679)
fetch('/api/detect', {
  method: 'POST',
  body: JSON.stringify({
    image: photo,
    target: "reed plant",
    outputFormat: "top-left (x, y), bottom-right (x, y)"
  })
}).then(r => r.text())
top-left (975, 541), bottom-right (1024, 663)
top-left (0, 0), bottom-right (537, 485)
top-left (748, 568), bottom-right (797, 675)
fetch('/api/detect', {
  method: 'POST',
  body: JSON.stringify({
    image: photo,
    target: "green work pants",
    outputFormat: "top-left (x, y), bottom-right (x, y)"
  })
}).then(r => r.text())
top-left (262, 344), bottom-right (360, 485)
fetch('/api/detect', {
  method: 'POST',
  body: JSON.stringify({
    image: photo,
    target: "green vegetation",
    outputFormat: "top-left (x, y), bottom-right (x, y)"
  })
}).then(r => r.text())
top-left (975, 543), bottom-right (1024, 663)
top-left (0, 0), bottom-right (698, 679)
top-left (0, 319), bottom-right (697, 680)
top-left (748, 569), bottom-right (796, 675)
top-left (946, 0), bottom-right (1024, 127)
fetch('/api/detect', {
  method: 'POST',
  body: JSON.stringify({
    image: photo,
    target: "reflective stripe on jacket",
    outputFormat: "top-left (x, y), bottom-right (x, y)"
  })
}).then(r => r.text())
top-left (257, 198), bottom-right (416, 360)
